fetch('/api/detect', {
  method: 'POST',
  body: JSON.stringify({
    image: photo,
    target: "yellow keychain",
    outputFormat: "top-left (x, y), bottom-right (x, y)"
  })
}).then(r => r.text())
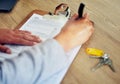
top-left (86, 48), bottom-right (104, 57)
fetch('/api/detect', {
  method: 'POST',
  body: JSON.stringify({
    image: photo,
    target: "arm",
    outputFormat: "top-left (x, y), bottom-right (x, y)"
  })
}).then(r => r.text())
top-left (0, 13), bottom-right (94, 84)
top-left (0, 39), bottom-right (68, 84)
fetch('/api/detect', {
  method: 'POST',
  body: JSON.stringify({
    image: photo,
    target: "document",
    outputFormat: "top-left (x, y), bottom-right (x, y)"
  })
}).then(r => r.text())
top-left (0, 13), bottom-right (81, 83)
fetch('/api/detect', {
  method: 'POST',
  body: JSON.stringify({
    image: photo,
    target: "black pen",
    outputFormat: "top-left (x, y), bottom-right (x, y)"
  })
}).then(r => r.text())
top-left (78, 3), bottom-right (85, 18)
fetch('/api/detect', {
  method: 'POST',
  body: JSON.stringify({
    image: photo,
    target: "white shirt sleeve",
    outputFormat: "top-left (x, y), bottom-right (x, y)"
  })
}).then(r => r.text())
top-left (0, 39), bottom-right (68, 84)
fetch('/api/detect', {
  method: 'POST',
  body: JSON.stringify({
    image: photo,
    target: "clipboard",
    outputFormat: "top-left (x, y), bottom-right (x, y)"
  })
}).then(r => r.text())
top-left (13, 9), bottom-right (81, 83)
top-left (15, 9), bottom-right (48, 30)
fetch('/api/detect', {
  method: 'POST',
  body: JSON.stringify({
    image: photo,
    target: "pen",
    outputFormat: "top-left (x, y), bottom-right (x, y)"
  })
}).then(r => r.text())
top-left (78, 3), bottom-right (85, 18)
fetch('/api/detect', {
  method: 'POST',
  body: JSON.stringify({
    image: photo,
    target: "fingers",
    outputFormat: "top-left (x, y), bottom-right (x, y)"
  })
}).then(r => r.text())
top-left (70, 13), bottom-right (90, 22)
top-left (13, 35), bottom-right (41, 46)
top-left (83, 13), bottom-right (94, 25)
top-left (70, 13), bottom-right (78, 21)
top-left (14, 33), bottom-right (41, 43)
top-left (13, 38), bottom-right (37, 46)
top-left (15, 30), bottom-right (41, 43)
top-left (23, 34), bottom-right (41, 42)
top-left (71, 13), bottom-right (90, 20)
top-left (11, 32), bottom-right (41, 46)
top-left (1, 29), bottom-right (41, 46)
top-left (83, 13), bottom-right (89, 19)
top-left (0, 44), bottom-right (11, 54)
top-left (14, 30), bottom-right (31, 34)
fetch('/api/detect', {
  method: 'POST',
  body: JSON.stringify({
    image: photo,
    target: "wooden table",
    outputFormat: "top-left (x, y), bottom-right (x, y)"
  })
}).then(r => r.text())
top-left (0, 0), bottom-right (120, 84)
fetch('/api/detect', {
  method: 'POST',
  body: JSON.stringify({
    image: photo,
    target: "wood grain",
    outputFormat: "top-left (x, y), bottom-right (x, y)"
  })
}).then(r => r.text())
top-left (0, 0), bottom-right (120, 84)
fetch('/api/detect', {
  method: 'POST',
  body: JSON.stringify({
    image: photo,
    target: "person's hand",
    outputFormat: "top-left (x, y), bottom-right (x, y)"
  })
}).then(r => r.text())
top-left (0, 29), bottom-right (41, 54)
top-left (55, 13), bottom-right (94, 51)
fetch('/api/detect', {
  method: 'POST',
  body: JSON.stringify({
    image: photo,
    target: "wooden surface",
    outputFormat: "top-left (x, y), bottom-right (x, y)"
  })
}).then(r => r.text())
top-left (0, 0), bottom-right (120, 84)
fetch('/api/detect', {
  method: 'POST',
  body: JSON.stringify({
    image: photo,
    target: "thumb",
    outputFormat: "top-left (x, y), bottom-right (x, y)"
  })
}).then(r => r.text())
top-left (0, 44), bottom-right (11, 54)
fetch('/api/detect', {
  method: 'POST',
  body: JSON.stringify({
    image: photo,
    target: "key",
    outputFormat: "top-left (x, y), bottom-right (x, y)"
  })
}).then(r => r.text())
top-left (91, 59), bottom-right (105, 72)
top-left (105, 59), bottom-right (115, 72)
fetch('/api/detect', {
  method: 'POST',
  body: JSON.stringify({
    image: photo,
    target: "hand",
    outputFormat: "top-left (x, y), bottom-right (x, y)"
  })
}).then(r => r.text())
top-left (55, 13), bottom-right (94, 51)
top-left (0, 29), bottom-right (41, 54)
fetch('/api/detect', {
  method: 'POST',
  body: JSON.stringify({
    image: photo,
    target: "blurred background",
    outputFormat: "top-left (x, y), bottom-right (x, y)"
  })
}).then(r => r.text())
top-left (0, 0), bottom-right (120, 84)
